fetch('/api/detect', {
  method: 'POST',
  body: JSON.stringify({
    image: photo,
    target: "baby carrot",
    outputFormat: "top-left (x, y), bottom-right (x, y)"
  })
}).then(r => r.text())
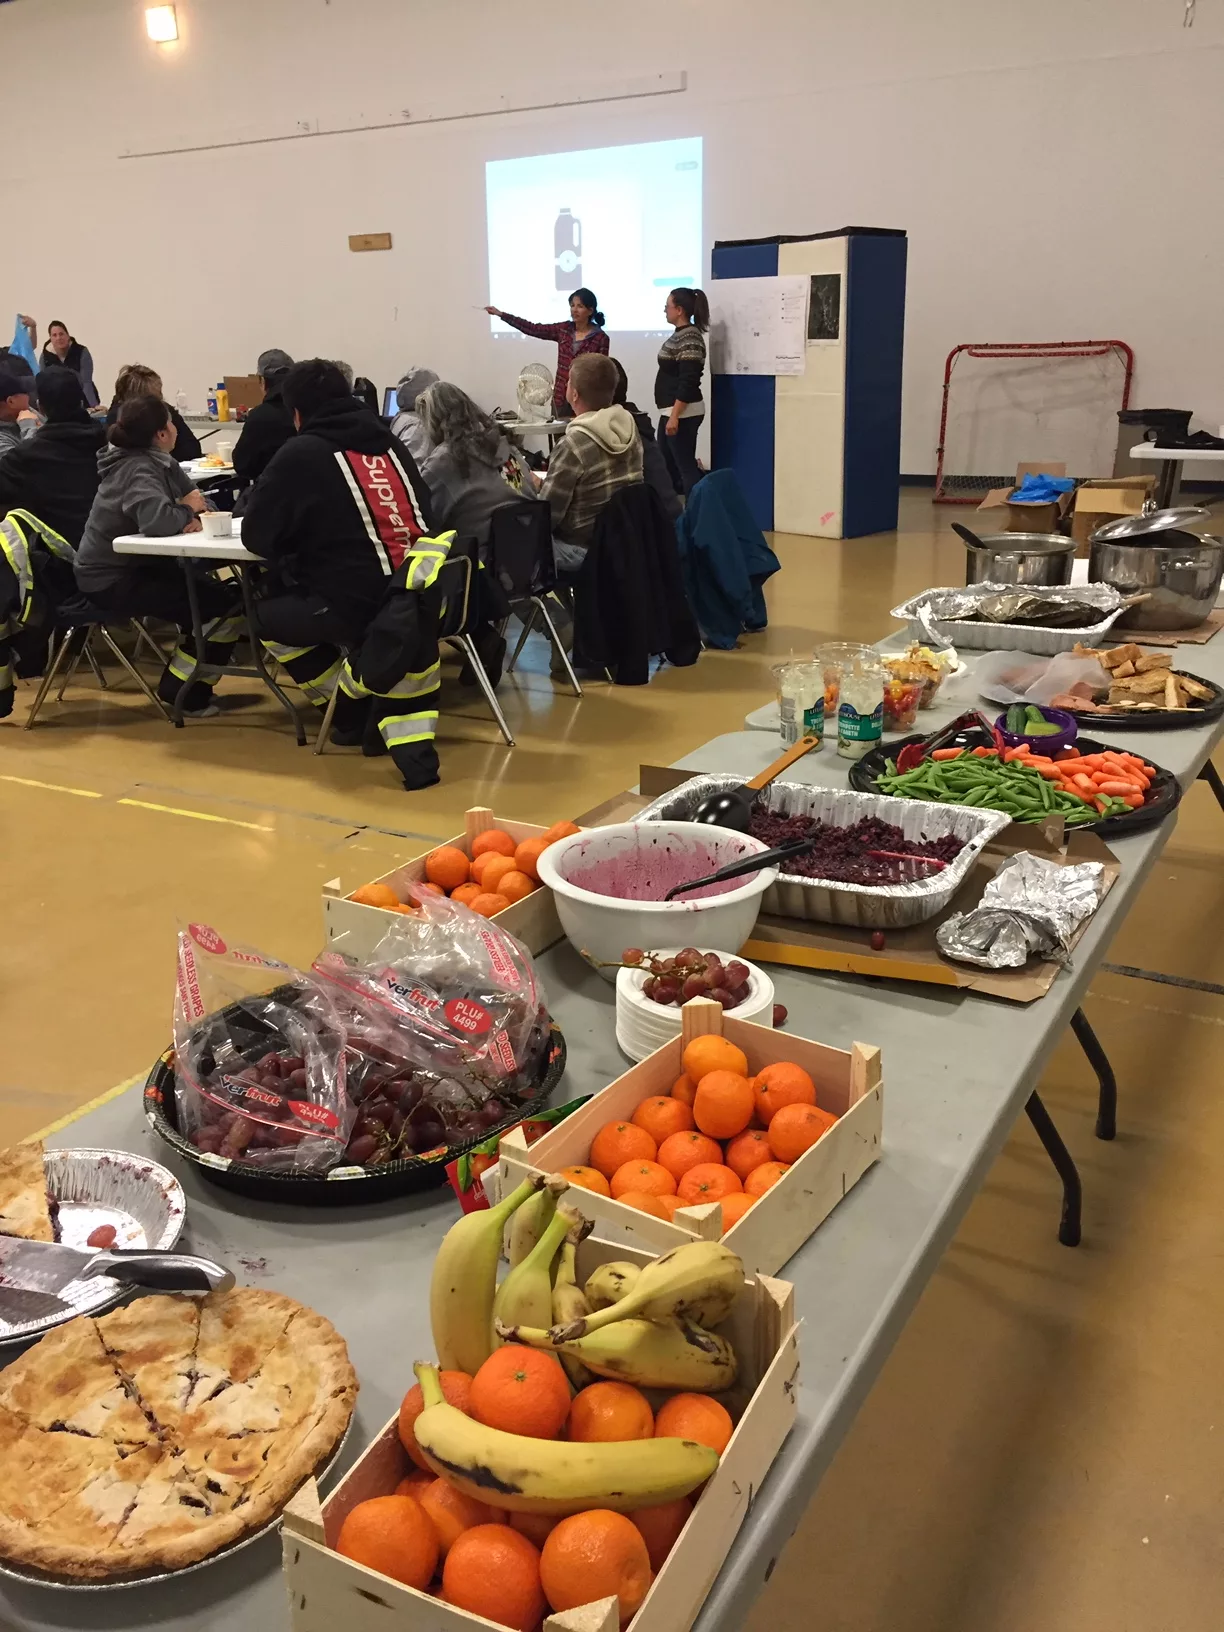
top-left (931, 747), bottom-right (964, 760)
top-left (1098, 779), bottom-right (1143, 796)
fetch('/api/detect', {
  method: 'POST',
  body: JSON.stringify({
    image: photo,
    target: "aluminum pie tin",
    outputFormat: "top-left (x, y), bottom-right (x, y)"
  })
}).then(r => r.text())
top-left (0, 1149), bottom-right (186, 1346)
top-left (0, 1417), bottom-right (353, 1592)
top-left (891, 584), bottom-right (1126, 654)
top-left (637, 777), bottom-right (1012, 928)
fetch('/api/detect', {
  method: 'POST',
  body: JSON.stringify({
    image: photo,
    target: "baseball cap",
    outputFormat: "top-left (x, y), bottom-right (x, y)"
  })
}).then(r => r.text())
top-left (0, 369), bottom-right (30, 401)
top-left (257, 349), bottom-right (294, 378)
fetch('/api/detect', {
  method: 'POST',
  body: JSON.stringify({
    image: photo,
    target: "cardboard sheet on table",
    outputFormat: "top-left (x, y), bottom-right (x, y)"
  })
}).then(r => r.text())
top-left (576, 768), bottom-right (1123, 1005)
top-left (1127, 609), bottom-right (1224, 646)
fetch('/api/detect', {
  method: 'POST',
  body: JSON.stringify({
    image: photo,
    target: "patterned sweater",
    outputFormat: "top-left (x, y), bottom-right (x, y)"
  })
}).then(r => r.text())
top-left (498, 315), bottom-right (609, 413)
top-left (654, 325), bottom-right (706, 413)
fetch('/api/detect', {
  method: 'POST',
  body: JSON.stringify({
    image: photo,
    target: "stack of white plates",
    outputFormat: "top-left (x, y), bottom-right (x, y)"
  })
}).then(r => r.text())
top-left (614, 949), bottom-right (775, 1063)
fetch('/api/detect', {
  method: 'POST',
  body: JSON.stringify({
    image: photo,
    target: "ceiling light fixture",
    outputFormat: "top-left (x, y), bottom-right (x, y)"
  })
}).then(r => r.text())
top-left (145, 5), bottom-right (179, 42)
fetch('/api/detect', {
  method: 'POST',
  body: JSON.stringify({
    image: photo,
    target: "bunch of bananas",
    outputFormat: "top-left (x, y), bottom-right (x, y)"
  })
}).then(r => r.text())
top-left (423, 1176), bottom-right (748, 1514)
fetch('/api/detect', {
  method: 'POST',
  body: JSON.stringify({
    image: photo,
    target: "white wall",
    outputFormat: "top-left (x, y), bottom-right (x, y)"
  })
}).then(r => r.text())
top-left (2, 0), bottom-right (1221, 474)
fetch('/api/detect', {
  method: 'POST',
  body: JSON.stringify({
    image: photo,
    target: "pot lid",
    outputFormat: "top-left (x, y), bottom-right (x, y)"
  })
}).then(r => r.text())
top-left (967, 533), bottom-right (1075, 553)
top-left (1091, 506), bottom-right (1211, 542)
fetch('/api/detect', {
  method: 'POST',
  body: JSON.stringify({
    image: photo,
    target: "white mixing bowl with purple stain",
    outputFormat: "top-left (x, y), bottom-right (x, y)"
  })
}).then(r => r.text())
top-left (536, 822), bottom-right (777, 982)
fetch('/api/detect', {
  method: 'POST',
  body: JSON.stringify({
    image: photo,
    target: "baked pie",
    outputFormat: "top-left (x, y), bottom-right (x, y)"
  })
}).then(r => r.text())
top-left (0, 1141), bottom-right (55, 1243)
top-left (0, 1287), bottom-right (356, 1579)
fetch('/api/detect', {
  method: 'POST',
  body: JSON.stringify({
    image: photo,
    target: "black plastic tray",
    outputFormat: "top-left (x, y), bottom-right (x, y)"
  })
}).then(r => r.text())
top-left (1063, 671), bottom-right (1224, 731)
top-left (848, 732), bottom-right (1182, 838)
top-left (144, 1024), bottom-right (567, 1206)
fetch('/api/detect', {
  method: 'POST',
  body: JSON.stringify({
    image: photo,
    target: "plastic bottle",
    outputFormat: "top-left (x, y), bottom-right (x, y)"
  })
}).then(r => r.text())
top-left (216, 385), bottom-right (230, 422)
top-left (176, 389), bottom-right (189, 415)
top-left (774, 662), bottom-right (824, 749)
top-left (836, 656), bottom-right (885, 760)
top-left (206, 385), bottom-right (218, 418)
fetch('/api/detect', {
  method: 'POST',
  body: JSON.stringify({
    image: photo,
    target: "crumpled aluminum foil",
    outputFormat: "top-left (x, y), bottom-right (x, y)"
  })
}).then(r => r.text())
top-left (935, 851), bottom-right (1106, 969)
top-left (909, 583), bottom-right (1125, 627)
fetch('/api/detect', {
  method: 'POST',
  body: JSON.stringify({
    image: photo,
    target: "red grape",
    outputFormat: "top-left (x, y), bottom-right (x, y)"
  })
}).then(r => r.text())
top-left (655, 979), bottom-right (680, 1003)
top-left (714, 990), bottom-right (737, 1010)
top-left (681, 974), bottom-right (709, 1000)
top-left (677, 947), bottom-right (701, 966)
top-left (870, 931), bottom-right (886, 951)
top-left (87, 1224), bottom-right (117, 1249)
top-left (773, 1004), bottom-right (788, 1027)
top-left (726, 962), bottom-right (749, 987)
top-left (345, 1134), bottom-right (378, 1165)
top-left (642, 977), bottom-right (659, 1000)
top-left (623, 948), bottom-right (644, 965)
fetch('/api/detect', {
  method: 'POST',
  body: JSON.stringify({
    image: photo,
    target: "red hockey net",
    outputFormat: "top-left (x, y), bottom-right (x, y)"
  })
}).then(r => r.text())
top-left (934, 340), bottom-right (1134, 504)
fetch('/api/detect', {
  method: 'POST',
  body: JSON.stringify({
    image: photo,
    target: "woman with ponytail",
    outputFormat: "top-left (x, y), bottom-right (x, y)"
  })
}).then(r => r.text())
top-left (484, 287), bottom-right (608, 418)
top-left (654, 286), bottom-right (709, 497)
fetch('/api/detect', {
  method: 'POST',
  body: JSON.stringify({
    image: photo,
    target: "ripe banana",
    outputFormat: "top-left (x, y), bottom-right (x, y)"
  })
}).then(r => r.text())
top-left (493, 1200), bottom-right (578, 1345)
top-left (497, 1316), bottom-right (738, 1393)
top-left (554, 1241), bottom-right (744, 1342)
top-left (506, 1174), bottom-right (566, 1269)
top-left (430, 1173), bottom-right (544, 1375)
top-left (412, 1362), bottom-right (718, 1515)
top-left (551, 1220), bottom-right (596, 1391)
top-left (584, 1260), bottom-right (641, 1311)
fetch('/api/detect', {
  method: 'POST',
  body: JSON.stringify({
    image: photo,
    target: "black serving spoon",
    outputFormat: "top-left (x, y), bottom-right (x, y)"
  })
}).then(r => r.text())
top-left (690, 735), bottom-right (823, 832)
top-left (663, 837), bottom-right (815, 901)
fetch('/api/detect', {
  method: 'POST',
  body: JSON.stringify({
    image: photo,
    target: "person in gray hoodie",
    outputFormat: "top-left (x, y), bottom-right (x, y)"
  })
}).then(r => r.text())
top-left (418, 382), bottom-right (535, 546)
top-left (540, 353), bottom-right (644, 573)
top-left (75, 395), bottom-right (242, 714)
top-left (389, 366), bottom-right (439, 467)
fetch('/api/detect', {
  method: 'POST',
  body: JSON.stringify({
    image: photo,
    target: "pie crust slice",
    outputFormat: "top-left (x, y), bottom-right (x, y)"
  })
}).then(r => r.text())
top-left (0, 1141), bottom-right (54, 1243)
top-left (95, 1295), bottom-right (201, 1430)
top-left (0, 1317), bottom-right (156, 1444)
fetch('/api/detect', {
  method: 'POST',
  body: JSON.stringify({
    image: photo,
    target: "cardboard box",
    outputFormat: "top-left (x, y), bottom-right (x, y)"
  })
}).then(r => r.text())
top-left (977, 461), bottom-right (1072, 535)
top-left (1071, 474), bottom-right (1156, 555)
top-left (282, 1236), bottom-right (800, 1632)
top-left (497, 997), bottom-right (882, 1275)
top-left (224, 374), bottom-right (265, 413)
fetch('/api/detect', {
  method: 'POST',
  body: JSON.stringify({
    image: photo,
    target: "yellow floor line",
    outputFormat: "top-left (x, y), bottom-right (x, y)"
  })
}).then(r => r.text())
top-left (117, 797), bottom-right (272, 832)
top-left (0, 773), bottom-right (102, 799)
top-left (31, 1074), bottom-right (144, 1140)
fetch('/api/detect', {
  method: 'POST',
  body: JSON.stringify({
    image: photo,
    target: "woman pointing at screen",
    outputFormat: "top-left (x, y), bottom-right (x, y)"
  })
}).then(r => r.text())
top-left (485, 289), bottom-right (608, 419)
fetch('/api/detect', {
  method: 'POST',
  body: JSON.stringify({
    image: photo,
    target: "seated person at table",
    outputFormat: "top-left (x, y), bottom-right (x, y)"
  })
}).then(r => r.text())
top-left (390, 366), bottom-right (439, 466)
top-left (418, 382), bottom-right (535, 547)
top-left (0, 369), bottom-right (37, 461)
top-left (0, 367), bottom-right (106, 545)
top-left (539, 353), bottom-right (643, 578)
top-left (106, 364), bottom-right (202, 461)
top-left (242, 359), bottom-right (452, 786)
top-left (75, 396), bottom-right (242, 715)
top-left (610, 358), bottom-right (682, 525)
top-left (232, 349), bottom-right (295, 487)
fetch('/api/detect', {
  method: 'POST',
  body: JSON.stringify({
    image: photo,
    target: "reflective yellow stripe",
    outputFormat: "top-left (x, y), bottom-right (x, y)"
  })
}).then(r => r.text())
top-left (340, 661), bottom-right (440, 702)
top-left (379, 709), bottom-right (438, 747)
top-left (7, 509), bottom-right (74, 562)
top-left (262, 641), bottom-right (313, 664)
top-left (203, 614), bottom-right (243, 644)
top-left (297, 659), bottom-right (341, 705)
top-left (0, 518), bottom-right (33, 618)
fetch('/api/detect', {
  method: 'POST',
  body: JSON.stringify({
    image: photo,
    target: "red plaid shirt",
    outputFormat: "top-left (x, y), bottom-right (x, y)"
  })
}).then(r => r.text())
top-left (498, 315), bottom-right (609, 412)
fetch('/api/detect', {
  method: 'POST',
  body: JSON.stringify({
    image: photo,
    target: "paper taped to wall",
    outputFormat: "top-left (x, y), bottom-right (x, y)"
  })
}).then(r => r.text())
top-left (710, 276), bottom-right (809, 377)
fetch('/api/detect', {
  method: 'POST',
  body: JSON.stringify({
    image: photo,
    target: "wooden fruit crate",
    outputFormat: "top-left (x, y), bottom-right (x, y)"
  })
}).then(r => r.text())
top-left (322, 806), bottom-right (565, 961)
top-left (497, 997), bottom-right (882, 1276)
top-left (282, 1235), bottom-right (799, 1632)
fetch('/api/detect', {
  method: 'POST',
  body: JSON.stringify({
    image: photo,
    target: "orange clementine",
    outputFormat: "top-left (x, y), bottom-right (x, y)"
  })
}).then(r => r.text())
top-left (399, 1370), bottom-right (473, 1470)
top-left (568, 1381), bottom-right (655, 1443)
top-left (468, 892), bottom-right (511, 918)
top-left (424, 847), bottom-right (470, 893)
top-left (610, 1159), bottom-right (676, 1200)
top-left (676, 1163), bottom-right (742, 1205)
top-left (632, 1095), bottom-right (694, 1143)
top-left (656, 1130), bottom-right (723, 1183)
top-left (724, 1128), bottom-right (774, 1183)
top-left (450, 882), bottom-right (484, 907)
top-left (476, 854), bottom-right (517, 894)
top-left (542, 821), bottom-right (581, 842)
top-left (743, 1160), bottom-right (791, 1198)
top-left (589, 1120), bottom-right (657, 1179)
top-left (469, 850), bottom-right (500, 883)
top-left (350, 881), bottom-right (401, 909)
top-left (497, 869), bottom-right (537, 904)
top-left (719, 1192), bottom-right (756, 1231)
top-left (336, 1494), bottom-right (438, 1589)
top-left (616, 1191), bottom-right (670, 1220)
top-left (671, 1072), bottom-right (698, 1108)
top-left (513, 836), bottom-right (551, 882)
top-left (767, 1102), bottom-right (837, 1163)
top-left (541, 1510), bottom-right (652, 1626)
top-left (754, 1061), bottom-right (817, 1124)
top-left (693, 1070), bottom-right (755, 1140)
top-left (509, 1510), bottom-right (558, 1548)
top-left (559, 1163), bottom-right (611, 1197)
top-left (471, 829), bottom-right (517, 859)
top-left (408, 881), bottom-right (444, 900)
top-left (443, 1523), bottom-right (545, 1632)
top-left (419, 1478), bottom-right (498, 1555)
top-left (629, 1497), bottom-right (691, 1571)
top-left (655, 1393), bottom-right (734, 1454)
top-left (469, 1346), bottom-right (571, 1439)
top-left (655, 1194), bottom-right (687, 1221)
top-left (395, 1467), bottom-right (435, 1499)
top-left (681, 1034), bottom-right (748, 1085)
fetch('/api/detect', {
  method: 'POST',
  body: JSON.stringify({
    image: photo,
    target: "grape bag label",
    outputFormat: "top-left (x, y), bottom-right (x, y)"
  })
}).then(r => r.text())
top-left (445, 997), bottom-right (493, 1037)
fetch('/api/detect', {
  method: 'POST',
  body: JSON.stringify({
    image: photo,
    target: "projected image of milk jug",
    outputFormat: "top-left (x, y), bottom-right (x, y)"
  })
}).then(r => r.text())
top-left (836, 655), bottom-right (885, 761)
top-left (555, 208), bottom-right (581, 290)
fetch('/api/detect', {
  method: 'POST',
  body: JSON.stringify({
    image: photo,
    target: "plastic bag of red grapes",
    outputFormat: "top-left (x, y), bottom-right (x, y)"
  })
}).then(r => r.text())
top-left (311, 890), bottom-right (552, 1166)
top-left (172, 923), bottom-right (353, 1171)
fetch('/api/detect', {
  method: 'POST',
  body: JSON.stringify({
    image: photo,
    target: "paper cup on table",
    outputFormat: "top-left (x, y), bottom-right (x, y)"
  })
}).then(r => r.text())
top-left (201, 511), bottom-right (233, 538)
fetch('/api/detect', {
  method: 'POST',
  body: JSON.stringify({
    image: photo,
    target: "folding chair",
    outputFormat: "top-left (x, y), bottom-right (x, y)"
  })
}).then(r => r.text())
top-left (491, 499), bottom-right (583, 696)
top-left (23, 609), bottom-right (174, 730)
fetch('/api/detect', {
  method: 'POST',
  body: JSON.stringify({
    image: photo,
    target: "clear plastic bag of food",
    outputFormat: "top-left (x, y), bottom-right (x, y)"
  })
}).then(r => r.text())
top-left (974, 648), bottom-right (1109, 708)
top-left (173, 922), bottom-right (352, 1172)
top-left (313, 890), bottom-right (552, 1155)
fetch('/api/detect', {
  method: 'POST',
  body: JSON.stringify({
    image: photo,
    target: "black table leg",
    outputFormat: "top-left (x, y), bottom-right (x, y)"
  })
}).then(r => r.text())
top-left (174, 558), bottom-right (208, 728)
top-left (236, 565), bottom-right (307, 745)
top-left (1024, 1092), bottom-right (1082, 1247)
top-left (1198, 760), bottom-right (1224, 814)
top-left (1070, 1007), bottom-right (1117, 1141)
top-left (1154, 457), bottom-right (1180, 508)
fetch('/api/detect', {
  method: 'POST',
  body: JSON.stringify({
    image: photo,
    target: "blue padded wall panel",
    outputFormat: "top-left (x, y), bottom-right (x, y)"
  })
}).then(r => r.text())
top-left (710, 240), bottom-right (778, 532)
top-left (842, 234), bottom-right (907, 538)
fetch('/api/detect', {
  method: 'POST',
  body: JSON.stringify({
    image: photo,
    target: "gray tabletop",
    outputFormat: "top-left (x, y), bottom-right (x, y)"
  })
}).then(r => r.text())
top-left (3, 634), bottom-right (1223, 1632)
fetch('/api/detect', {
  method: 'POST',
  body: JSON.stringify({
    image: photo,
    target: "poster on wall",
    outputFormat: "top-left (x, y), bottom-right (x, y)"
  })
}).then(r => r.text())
top-left (710, 276), bottom-right (809, 376)
top-left (807, 274), bottom-right (841, 343)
